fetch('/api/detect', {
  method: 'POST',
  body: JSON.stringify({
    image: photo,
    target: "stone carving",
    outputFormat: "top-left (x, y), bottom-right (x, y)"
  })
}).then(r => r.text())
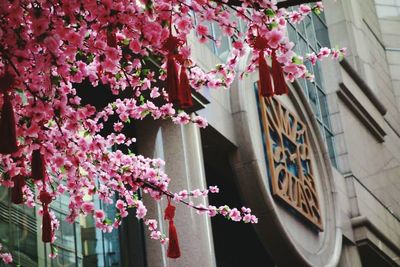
top-left (259, 95), bottom-right (323, 231)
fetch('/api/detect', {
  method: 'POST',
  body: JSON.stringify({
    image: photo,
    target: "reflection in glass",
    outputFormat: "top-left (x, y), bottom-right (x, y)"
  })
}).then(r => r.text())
top-left (0, 186), bottom-right (38, 267)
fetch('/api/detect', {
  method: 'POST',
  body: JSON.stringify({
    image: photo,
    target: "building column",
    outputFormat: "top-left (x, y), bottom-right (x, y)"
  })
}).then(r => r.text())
top-left (137, 118), bottom-right (216, 267)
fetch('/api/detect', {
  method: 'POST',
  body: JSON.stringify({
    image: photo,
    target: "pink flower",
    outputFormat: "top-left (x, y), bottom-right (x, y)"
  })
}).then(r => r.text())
top-left (193, 116), bottom-right (208, 128)
top-left (81, 202), bottom-right (95, 214)
top-left (306, 53), bottom-right (317, 65)
top-left (150, 87), bottom-right (160, 98)
top-left (115, 133), bottom-right (126, 144)
top-left (316, 2), bottom-right (324, 11)
top-left (233, 41), bottom-right (244, 50)
top-left (173, 193), bottom-right (183, 202)
top-left (94, 210), bottom-right (106, 221)
top-left (243, 213), bottom-right (252, 223)
top-left (209, 186), bottom-right (219, 193)
top-left (196, 24), bottom-right (209, 36)
top-left (145, 219), bottom-right (158, 231)
top-left (207, 206), bottom-right (217, 217)
top-left (191, 189), bottom-right (202, 197)
top-left (229, 208), bottom-right (241, 222)
top-left (178, 190), bottom-right (189, 199)
top-left (0, 253), bottom-right (13, 264)
top-left (129, 40), bottom-right (141, 54)
top-left (317, 47), bottom-right (331, 59)
top-left (150, 230), bottom-right (162, 240)
top-left (290, 11), bottom-right (303, 24)
top-left (116, 200), bottom-right (125, 210)
top-left (299, 4), bottom-right (312, 15)
top-left (241, 207), bottom-right (251, 213)
top-left (173, 113), bottom-right (190, 125)
top-left (266, 29), bottom-right (284, 49)
top-left (113, 122), bottom-right (124, 132)
top-left (136, 201), bottom-right (147, 219)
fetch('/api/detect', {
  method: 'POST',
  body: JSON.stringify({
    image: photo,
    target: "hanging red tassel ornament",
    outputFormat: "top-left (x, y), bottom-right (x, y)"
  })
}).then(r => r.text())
top-left (39, 190), bottom-right (53, 243)
top-left (258, 50), bottom-right (273, 97)
top-left (178, 63), bottom-right (193, 108)
top-left (252, 35), bottom-right (274, 97)
top-left (31, 149), bottom-right (46, 181)
top-left (164, 197), bottom-right (181, 259)
top-left (0, 72), bottom-right (15, 93)
top-left (107, 29), bottom-right (117, 48)
top-left (0, 93), bottom-right (18, 154)
top-left (162, 13), bottom-right (190, 108)
top-left (166, 54), bottom-right (179, 104)
top-left (271, 49), bottom-right (288, 95)
top-left (11, 175), bottom-right (26, 204)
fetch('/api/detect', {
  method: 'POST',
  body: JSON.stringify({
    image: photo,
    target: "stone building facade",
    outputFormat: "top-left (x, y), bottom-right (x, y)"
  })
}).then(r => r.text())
top-left (1, 0), bottom-right (400, 266)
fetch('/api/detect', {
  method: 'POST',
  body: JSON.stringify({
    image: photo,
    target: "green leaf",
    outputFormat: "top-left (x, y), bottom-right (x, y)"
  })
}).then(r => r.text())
top-left (265, 9), bottom-right (275, 17)
top-left (115, 72), bottom-right (123, 81)
top-left (312, 7), bottom-right (321, 15)
top-left (292, 56), bottom-right (303, 64)
top-left (103, 218), bottom-right (113, 225)
top-left (141, 110), bottom-right (150, 117)
top-left (60, 165), bottom-right (66, 174)
top-left (121, 38), bottom-right (130, 46)
top-left (139, 95), bottom-right (145, 104)
top-left (86, 53), bottom-right (95, 63)
top-left (51, 75), bottom-right (62, 86)
top-left (70, 66), bottom-right (78, 75)
top-left (268, 22), bottom-right (279, 30)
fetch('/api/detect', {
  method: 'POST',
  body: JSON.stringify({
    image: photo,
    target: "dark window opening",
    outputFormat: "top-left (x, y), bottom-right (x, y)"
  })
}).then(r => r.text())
top-left (201, 127), bottom-right (276, 267)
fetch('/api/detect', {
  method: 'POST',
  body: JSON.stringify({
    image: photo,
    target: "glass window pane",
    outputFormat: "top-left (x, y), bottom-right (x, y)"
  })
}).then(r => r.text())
top-left (325, 128), bottom-right (337, 167)
top-left (213, 23), bottom-right (231, 61)
top-left (307, 82), bottom-right (321, 118)
top-left (312, 14), bottom-right (330, 47)
top-left (318, 87), bottom-right (331, 128)
top-left (313, 62), bottom-right (322, 87)
top-left (298, 36), bottom-right (308, 55)
top-left (304, 16), bottom-right (317, 49)
top-left (0, 187), bottom-right (38, 266)
top-left (287, 24), bottom-right (298, 45)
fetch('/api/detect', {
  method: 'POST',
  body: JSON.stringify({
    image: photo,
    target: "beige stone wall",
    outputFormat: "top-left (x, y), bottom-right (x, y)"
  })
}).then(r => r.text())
top-left (324, 0), bottom-right (400, 264)
top-left (376, 0), bottom-right (400, 109)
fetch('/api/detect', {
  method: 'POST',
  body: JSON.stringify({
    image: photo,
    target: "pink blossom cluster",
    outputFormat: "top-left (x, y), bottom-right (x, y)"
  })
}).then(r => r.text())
top-left (0, 0), bottom-right (343, 256)
top-left (0, 243), bottom-right (12, 265)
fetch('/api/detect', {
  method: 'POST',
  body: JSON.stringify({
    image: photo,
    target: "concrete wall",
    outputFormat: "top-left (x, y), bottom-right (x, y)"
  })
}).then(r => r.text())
top-left (375, 0), bottom-right (400, 109)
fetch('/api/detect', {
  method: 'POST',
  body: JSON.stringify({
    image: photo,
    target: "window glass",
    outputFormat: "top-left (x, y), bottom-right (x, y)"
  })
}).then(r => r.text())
top-left (287, 9), bottom-right (337, 167)
top-left (0, 186), bottom-right (38, 267)
top-left (312, 14), bottom-right (330, 48)
top-left (80, 194), bottom-right (121, 267)
top-left (213, 23), bottom-right (231, 61)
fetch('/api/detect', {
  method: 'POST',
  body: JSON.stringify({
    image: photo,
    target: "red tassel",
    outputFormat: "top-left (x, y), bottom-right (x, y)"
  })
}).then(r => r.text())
top-left (166, 55), bottom-right (179, 104)
top-left (39, 191), bottom-right (53, 243)
top-left (0, 72), bottom-right (15, 93)
top-left (164, 198), bottom-right (181, 258)
top-left (11, 175), bottom-right (25, 204)
top-left (258, 50), bottom-right (274, 97)
top-left (107, 30), bottom-right (117, 48)
top-left (164, 198), bottom-right (176, 221)
top-left (177, 64), bottom-right (193, 108)
top-left (31, 149), bottom-right (46, 181)
top-left (167, 220), bottom-right (181, 258)
top-left (271, 50), bottom-right (288, 95)
top-left (0, 93), bottom-right (18, 154)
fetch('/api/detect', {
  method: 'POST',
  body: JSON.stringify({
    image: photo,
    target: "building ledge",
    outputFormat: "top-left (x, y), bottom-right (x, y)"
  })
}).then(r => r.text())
top-left (337, 83), bottom-right (386, 142)
top-left (352, 216), bottom-right (400, 266)
top-left (339, 59), bottom-right (387, 116)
